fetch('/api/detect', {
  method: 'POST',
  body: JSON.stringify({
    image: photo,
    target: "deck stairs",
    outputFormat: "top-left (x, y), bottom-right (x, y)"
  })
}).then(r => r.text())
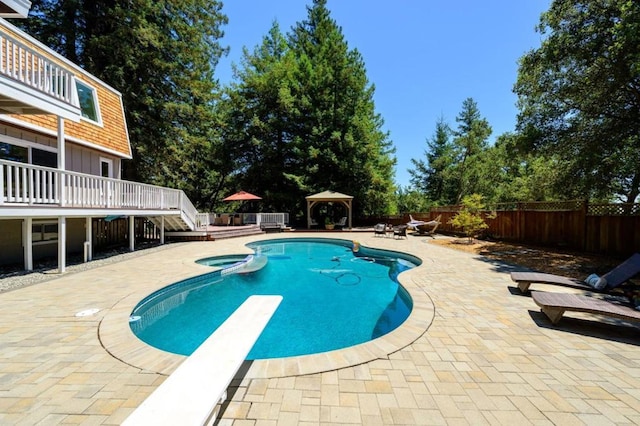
top-left (163, 224), bottom-right (265, 241)
top-left (209, 225), bottom-right (264, 240)
top-left (148, 214), bottom-right (192, 232)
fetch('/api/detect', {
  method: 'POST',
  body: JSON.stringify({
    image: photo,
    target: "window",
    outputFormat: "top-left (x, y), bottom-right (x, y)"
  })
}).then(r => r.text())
top-left (100, 157), bottom-right (113, 178)
top-left (0, 142), bottom-right (28, 163)
top-left (75, 80), bottom-right (100, 123)
top-left (32, 222), bottom-right (58, 244)
top-left (0, 141), bottom-right (57, 167)
top-left (32, 148), bottom-right (57, 168)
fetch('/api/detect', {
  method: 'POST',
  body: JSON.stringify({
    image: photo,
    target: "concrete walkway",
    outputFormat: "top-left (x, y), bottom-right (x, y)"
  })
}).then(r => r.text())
top-left (1, 232), bottom-right (639, 425)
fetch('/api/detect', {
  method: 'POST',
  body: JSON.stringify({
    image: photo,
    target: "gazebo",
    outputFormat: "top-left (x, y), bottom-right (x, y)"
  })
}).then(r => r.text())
top-left (305, 190), bottom-right (353, 229)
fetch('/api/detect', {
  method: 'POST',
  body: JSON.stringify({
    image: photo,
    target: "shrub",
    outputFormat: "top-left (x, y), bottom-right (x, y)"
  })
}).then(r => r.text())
top-left (448, 194), bottom-right (496, 243)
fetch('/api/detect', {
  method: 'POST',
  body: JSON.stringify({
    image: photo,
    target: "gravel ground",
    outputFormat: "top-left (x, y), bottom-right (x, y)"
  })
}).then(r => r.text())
top-left (0, 242), bottom-right (180, 293)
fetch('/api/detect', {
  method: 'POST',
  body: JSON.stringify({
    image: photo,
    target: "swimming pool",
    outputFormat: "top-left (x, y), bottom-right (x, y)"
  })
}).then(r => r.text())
top-left (130, 238), bottom-right (419, 359)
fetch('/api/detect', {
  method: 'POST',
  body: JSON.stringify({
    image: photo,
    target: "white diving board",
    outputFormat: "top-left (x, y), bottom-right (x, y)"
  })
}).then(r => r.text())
top-left (122, 295), bottom-right (283, 426)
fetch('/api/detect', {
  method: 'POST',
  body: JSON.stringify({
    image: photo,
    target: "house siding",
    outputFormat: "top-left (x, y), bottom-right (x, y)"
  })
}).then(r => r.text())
top-left (1, 23), bottom-right (131, 158)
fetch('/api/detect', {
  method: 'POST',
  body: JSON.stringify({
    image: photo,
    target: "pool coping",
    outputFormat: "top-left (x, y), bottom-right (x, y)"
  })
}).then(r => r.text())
top-left (98, 235), bottom-right (435, 379)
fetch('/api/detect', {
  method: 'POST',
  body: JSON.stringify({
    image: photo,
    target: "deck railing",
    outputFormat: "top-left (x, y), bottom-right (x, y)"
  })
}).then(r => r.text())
top-left (0, 27), bottom-right (78, 107)
top-left (242, 212), bottom-right (289, 225)
top-left (0, 159), bottom-right (198, 227)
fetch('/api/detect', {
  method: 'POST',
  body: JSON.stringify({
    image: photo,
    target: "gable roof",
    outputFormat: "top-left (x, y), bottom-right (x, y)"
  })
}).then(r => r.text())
top-left (305, 190), bottom-right (353, 201)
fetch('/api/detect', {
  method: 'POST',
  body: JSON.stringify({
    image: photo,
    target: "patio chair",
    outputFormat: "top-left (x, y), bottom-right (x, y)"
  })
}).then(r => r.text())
top-left (511, 253), bottom-right (640, 293)
top-left (531, 290), bottom-right (640, 325)
top-left (373, 223), bottom-right (387, 237)
top-left (416, 214), bottom-right (441, 237)
top-left (393, 225), bottom-right (408, 239)
top-left (335, 216), bottom-right (348, 229)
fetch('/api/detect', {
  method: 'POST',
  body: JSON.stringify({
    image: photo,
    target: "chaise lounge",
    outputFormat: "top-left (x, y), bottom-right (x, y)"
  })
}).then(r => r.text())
top-left (531, 291), bottom-right (640, 325)
top-left (511, 253), bottom-right (640, 293)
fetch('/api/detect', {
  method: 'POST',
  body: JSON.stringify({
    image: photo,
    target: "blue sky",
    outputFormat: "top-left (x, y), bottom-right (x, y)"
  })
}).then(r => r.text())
top-left (216, 1), bottom-right (551, 188)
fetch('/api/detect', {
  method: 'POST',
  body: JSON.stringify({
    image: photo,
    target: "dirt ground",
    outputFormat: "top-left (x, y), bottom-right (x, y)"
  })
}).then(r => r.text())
top-left (427, 235), bottom-right (624, 278)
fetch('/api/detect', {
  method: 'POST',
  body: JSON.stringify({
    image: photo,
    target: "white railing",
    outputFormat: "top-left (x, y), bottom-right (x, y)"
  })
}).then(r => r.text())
top-left (0, 29), bottom-right (78, 107)
top-left (194, 212), bottom-right (211, 229)
top-left (256, 212), bottom-right (288, 225)
top-left (0, 159), bottom-right (192, 214)
top-left (242, 212), bottom-right (289, 225)
top-left (179, 192), bottom-right (199, 230)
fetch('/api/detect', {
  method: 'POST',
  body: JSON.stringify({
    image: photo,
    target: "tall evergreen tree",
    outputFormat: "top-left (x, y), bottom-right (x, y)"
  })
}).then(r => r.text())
top-left (18, 0), bottom-right (228, 208)
top-left (450, 98), bottom-right (492, 202)
top-left (409, 117), bottom-right (456, 204)
top-left (515, 0), bottom-right (640, 202)
top-left (288, 0), bottom-right (396, 216)
top-left (221, 22), bottom-right (300, 212)
top-left (223, 0), bottom-right (395, 218)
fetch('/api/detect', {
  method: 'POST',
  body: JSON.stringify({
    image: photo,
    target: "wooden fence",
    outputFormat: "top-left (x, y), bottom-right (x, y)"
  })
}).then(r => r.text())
top-left (408, 201), bottom-right (640, 257)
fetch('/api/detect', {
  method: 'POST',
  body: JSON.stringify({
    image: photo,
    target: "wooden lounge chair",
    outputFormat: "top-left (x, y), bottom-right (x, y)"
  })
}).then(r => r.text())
top-left (511, 253), bottom-right (640, 293)
top-left (416, 214), bottom-right (441, 237)
top-left (531, 291), bottom-right (640, 325)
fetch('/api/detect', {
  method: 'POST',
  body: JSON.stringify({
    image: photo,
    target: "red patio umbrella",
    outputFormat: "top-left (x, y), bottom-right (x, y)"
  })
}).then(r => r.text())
top-left (223, 190), bottom-right (262, 201)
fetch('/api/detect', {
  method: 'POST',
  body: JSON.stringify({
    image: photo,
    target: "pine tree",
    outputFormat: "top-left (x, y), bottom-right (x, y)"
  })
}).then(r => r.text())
top-left (451, 98), bottom-right (492, 202)
top-left (409, 117), bottom-right (457, 204)
top-left (18, 0), bottom-right (229, 208)
top-left (288, 0), bottom-right (396, 216)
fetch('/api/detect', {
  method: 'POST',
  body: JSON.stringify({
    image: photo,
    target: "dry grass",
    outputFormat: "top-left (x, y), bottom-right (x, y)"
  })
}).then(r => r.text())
top-left (428, 236), bottom-right (622, 278)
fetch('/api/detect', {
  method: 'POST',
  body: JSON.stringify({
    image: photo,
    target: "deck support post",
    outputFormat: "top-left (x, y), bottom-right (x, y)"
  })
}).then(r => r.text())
top-left (58, 216), bottom-right (66, 273)
top-left (85, 217), bottom-right (92, 261)
top-left (160, 216), bottom-right (165, 244)
top-left (23, 217), bottom-right (33, 271)
top-left (129, 215), bottom-right (135, 252)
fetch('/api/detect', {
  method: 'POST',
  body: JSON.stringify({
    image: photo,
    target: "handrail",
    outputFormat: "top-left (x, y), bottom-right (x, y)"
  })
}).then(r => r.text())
top-left (179, 191), bottom-right (199, 230)
top-left (0, 159), bottom-right (184, 211)
top-left (0, 29), bottom-right (78, 107)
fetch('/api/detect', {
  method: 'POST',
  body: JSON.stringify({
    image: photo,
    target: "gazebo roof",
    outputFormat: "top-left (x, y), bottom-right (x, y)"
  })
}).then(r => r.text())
top-left (305, 190), bottom-right (353, 201)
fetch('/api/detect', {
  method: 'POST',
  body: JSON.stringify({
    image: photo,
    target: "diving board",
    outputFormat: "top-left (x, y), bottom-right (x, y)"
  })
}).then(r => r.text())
top-left (122, 295), bottom-right (282, 426)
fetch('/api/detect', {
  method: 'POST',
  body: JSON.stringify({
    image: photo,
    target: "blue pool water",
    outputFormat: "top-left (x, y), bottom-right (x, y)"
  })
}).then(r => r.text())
top-left (130, 238), bottom-right (419, 359)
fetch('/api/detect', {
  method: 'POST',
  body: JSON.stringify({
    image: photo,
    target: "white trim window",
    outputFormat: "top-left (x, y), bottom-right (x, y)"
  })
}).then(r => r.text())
top-left (75, 80), bottom-right (103, 125)
top-left (100, 157), bottom-right (113, 178)
top-left (0, 135), bottom-right (58, 167)
top-left (32, 221), bottom-right (58, 245)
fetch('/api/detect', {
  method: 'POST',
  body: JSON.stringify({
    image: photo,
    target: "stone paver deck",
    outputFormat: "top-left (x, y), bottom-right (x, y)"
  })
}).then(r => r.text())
top-left (1, 232), bottom-right (639, 425)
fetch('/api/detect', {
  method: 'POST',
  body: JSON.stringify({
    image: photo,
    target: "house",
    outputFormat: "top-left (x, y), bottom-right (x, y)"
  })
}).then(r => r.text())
top-left (0, 2), bottom-right (200, 272)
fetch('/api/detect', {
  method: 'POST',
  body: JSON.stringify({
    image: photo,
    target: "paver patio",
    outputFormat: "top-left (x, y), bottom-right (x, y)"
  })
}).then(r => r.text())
top-left (1, 232), bottom-right (639, 425)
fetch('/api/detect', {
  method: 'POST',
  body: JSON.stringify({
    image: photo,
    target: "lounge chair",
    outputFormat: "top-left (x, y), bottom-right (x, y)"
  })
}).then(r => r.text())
top-left (531, 291), bottom-right (640, 325)
top-left (393, 225), bottom-right (408, 239)
top-left (416, 214), bottom-right (441, 237)
top-left (407, 214), bottom-right (427, 230)
top-left (373, 223), bottom-right (387, 237)
top-left (511, 252), bottom-right (640, 293)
